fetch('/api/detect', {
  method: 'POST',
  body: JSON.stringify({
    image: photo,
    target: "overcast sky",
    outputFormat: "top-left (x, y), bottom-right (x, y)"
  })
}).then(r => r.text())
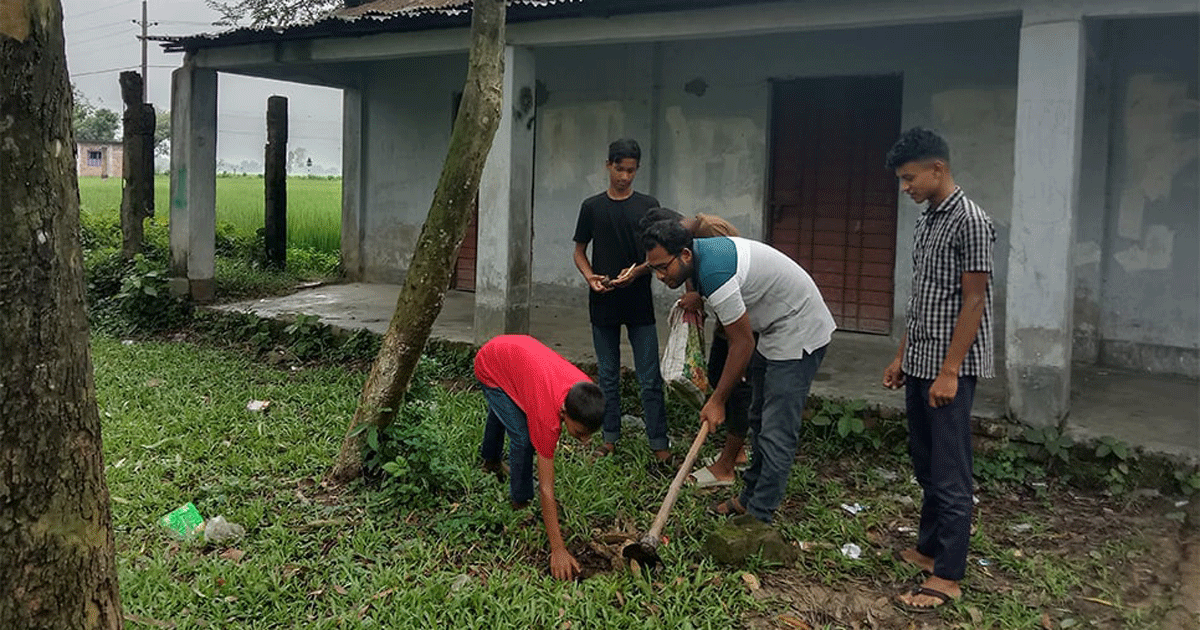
top-left (62, 0), bottom-right (343, 173)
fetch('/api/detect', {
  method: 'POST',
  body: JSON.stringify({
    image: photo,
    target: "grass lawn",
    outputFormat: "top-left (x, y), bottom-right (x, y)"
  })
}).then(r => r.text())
top-left (78, 175), bottom-right (341, 253)
top-left (94, 336), bottom-right (1190, 629)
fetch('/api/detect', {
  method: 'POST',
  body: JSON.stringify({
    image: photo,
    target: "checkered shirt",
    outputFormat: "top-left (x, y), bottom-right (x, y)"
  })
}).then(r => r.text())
top-left (903, 187), bottom-right (995, 380)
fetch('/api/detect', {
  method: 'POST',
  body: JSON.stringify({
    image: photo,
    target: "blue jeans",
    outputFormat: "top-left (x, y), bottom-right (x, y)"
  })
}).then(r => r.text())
top-left (478, 385), bottom-right (535, 504)
top-left (592, 323), bottom-right (668, 451)
top-left (906, 375), bottom-right (976, 581)
top-left (738, 345), bottom-right (827, 523)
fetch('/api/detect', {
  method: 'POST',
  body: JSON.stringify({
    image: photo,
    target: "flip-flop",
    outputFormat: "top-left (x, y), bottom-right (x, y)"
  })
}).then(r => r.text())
top-left (687, 466), bottom-right (735, 489)
top-left (707, 496), bottom-right (746, 517)
top-left (892, 585), bottom-right (957, 613)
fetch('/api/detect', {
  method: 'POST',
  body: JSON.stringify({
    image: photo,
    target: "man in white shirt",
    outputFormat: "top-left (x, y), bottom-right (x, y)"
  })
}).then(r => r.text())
top-left (642, 221), bottom-right (835, 524)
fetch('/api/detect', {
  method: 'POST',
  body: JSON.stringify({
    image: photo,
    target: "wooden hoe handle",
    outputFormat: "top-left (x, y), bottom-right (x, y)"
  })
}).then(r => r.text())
top-left (645, 421), bottom-right (712, 540)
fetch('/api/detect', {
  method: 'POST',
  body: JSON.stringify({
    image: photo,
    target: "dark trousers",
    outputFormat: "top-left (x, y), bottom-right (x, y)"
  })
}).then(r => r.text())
top-left (592, 323), bottom-right (668, 450)
top-left (738, 345), bottom-right (826, 523)
top-left (906, 375), bottom-right (976, 581)
top-left (706, 333), bottom-right (752, 438)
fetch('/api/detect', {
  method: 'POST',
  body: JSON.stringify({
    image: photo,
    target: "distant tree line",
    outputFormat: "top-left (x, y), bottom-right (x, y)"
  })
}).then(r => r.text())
top-left (73, 85), bottom-right (170, 156)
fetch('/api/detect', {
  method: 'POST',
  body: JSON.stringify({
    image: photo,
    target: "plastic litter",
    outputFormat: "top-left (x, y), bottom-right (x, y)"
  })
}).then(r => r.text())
top-left (977, 558), bottom-right (992, 566)
top-left (246, 400), bottom-right (271, 413)
top-left (839, 543), bottom-right (862, 559)
top-left (660, 304), bottom-right (710, 410)
top-left (840, 502), bottom-right (866, 515)
top-left (203, 516), bottom-right (246, 545)
top-left (160, 502), bottom-right (204, 540)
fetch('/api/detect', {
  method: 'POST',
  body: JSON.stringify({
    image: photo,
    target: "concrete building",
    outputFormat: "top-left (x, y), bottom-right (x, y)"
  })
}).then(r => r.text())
top-left (162, 0), bottom-right (1199, 433)
top-left (77, 141), bottom-right (123, 178)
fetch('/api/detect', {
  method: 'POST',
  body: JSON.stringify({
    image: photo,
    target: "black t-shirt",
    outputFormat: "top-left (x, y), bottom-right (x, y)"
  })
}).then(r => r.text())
top-left (573, 191), bottom-right (660, 326)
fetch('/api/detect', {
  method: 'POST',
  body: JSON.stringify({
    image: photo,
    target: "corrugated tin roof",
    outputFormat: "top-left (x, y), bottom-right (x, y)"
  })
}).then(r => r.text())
top-left (334, 0), bottom-right (564, 19)
top-left (158, 0), bottom-right (768, 53)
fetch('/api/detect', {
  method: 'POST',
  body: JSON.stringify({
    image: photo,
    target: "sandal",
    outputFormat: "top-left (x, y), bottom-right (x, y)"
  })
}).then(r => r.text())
top-left (893, 585), bottom-right (957, 612)
top-left (687, 466), bottom-right (735, 489)
top-left (707, 496), bottom-right (746, 517)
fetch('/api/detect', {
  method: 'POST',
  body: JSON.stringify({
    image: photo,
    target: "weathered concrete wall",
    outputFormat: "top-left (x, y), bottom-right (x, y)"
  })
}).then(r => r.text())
top-left (1074, 21), bottom-right (1117, 366)
top-left (529, 19), bottom-right (1020, 335)
top-left (531, 42), bottom-right (656, 301)
top-left (357, 54), bottom-right (467, 283)
top-left (1092, 16), bottom-right (1198, 376)
top-left (342, 15), bottom-right (1195, 378)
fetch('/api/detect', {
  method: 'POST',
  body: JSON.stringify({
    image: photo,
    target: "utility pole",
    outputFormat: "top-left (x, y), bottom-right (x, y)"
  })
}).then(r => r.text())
top-left (132, 0), bottom-right (157, 102)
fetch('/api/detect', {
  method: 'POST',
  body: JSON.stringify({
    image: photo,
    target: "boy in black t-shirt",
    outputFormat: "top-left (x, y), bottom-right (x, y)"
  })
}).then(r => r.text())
top-left (572, 139), bottom-right (671, 468)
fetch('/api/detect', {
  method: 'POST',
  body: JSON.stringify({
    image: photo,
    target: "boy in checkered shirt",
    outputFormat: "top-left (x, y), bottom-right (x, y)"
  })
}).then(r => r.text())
top-left (882, 128), bottom-right (995, 612)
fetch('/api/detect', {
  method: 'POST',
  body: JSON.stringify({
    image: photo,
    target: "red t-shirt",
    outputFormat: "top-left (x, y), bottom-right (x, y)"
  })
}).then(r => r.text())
top-left (474, 335), bottom-right (591, 459)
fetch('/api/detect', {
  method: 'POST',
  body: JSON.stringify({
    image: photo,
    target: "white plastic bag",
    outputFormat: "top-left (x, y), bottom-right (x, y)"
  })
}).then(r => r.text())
top-left (660, 303), bottom-right (711, 410)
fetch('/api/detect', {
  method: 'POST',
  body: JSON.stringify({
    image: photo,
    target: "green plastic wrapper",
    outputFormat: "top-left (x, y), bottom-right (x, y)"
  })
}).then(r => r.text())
top-left (159, 502), bottom-right (204, 540)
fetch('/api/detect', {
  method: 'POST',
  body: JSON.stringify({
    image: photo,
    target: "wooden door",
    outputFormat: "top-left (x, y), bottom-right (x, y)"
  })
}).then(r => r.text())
top-left (451, 202), bottom-right (478, 291)
top-left (450, 91), bottom-right (477, 292)
top-left (768, 76), bottom-right (902, 334)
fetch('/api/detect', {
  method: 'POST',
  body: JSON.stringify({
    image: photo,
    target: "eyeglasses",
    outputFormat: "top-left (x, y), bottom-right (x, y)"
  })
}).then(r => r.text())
top-left (647, 255), bottom-right (678, 272)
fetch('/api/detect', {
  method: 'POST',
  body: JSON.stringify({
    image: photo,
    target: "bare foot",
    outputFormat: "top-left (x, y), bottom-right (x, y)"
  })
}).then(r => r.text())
top-left (590, 442), bottom-right (615, 462)
top-left (895, 575), bottom-right (961, 610)
top-left (896, 547), bottom-right (935, 574)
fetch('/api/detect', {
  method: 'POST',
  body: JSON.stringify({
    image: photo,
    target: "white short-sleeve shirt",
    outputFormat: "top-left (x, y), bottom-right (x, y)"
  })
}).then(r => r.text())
top-left (693, 236), bottom-right (836, 361)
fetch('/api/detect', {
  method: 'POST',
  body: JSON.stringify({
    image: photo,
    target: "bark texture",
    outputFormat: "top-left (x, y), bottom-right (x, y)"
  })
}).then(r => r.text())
top-left (1, 1), bottom-right (125, 628)
top-left (325, 0), bottom-right (506, 484)
top-left (119, 70), bottom-right (154, 259)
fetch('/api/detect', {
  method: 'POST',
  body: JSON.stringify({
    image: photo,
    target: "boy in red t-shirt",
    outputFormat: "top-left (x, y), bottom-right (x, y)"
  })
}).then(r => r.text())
top-left (474, 335), bottom-right (604, 581)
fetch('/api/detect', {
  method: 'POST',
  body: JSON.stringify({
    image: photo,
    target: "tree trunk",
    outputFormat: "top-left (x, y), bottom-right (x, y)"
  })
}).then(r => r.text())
top-left (119, 70), bottom-right (154, 259)
top-left (1, 3), bottom-right (125, 629)
top-left (325, 0), bottom-right (506, 485)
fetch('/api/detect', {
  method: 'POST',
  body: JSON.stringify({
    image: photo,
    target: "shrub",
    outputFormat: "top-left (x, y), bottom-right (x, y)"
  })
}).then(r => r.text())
top-left (361, 356), bottom-right (467, 507)
top-left (88, 253), bottom-right (193, 335)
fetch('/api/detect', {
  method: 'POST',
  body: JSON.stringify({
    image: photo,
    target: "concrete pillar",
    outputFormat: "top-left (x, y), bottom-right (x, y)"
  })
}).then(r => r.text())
top-left (1006, 15), bottom-right (1087, 427)
top-left (340, 87), bottom-right (366, 280)
top-left (168, 60), bottom-right (217, 301)
top-left (475, 46), bottom-right (535, 344)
